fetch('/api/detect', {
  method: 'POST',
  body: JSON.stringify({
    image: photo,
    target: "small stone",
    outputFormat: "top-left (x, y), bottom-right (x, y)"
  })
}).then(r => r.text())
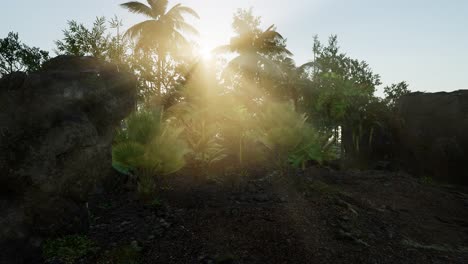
top-left (120, 220), bottom-right (131, 226)
top-left (131, 240), bottom-right (139, 248)
top-left (339, 215), bottom-right (350, 222)
top-left (253, 194), bottom-right (270, 202)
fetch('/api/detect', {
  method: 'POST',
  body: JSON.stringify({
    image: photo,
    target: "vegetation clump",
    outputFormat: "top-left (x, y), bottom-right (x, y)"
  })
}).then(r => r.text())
top-left (42, 235), bottom-right (98, 264)
top-left (112, 109), bottom-right (189, 200)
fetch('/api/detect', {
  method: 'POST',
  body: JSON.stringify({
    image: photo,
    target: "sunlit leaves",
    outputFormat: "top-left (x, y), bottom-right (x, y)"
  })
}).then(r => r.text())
top-left (113, 110), bottom-right (189, 176)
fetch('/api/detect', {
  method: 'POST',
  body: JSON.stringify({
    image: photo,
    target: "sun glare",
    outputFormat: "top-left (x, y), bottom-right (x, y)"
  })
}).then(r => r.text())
top-left (200, 46), bottom-right (213, 60)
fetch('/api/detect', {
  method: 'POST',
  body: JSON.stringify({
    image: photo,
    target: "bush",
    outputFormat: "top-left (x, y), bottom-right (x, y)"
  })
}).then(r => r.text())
top-left (112, 110), bottom-right (189, 200)
top-left (42, 235), bottom-right (97, 264)
top-left (168, 102), bottom-right (227, 172)
top-left (256, 101), bottom-right (330, 169)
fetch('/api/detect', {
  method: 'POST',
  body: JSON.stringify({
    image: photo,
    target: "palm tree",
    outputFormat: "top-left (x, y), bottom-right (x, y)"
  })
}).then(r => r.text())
top-left (215, 25), bottom-right (292, 76)
top-left (121, 0), bottom-right (199, 99)
top-left (121, 0), bottom-right (199, 52)
top-left (214, 21), bottom-right (292, 101)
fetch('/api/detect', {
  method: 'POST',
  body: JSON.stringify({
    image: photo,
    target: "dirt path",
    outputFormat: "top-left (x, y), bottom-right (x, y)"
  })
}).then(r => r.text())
top-left (88, 169), bottom-right (468, 264)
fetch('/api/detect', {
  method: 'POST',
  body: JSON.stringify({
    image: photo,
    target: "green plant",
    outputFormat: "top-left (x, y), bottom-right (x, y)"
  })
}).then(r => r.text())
top-left (384, 81), bottom-right (410, 108)
top-left (177, 109), bottom-right (227, 170)
top-left (113, 110), bottom-right (190, 200)
top-left (256, 101), bottom-right (328, 169)
top-left (0, 32), bottom-right (49, 75)
top-left (42, 235), bottom-right (98, 264)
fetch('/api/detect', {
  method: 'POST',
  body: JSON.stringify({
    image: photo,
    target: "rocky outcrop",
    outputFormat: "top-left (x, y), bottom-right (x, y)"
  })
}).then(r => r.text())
top-left (396, 90), bottom-right (468, 185)
top-left (341, 90), bottom-right (468, 185)
top-left (0, 56), bottom-right (137, 263)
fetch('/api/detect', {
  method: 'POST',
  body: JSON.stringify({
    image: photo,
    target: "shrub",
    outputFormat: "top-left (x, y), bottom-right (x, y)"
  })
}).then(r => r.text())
top-left (112, 110), bottom-right (189, 200)
top-left (168, 102), bottom-right (227, 172)
top-left (42, 235), bottom-right (97, 264)
top-left (256, 101), bottom-right (330, 169)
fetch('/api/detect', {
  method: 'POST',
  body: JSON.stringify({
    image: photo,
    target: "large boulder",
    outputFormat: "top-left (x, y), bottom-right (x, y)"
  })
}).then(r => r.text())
top-left (396, 90), bottom-right (468, 184)
top-left (0, 56), bottom-right (137, 263)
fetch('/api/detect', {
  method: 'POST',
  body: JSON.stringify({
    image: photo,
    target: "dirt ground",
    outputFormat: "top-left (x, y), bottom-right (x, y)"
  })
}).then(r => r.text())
top-left (87, 167), bottom-right (468, 264)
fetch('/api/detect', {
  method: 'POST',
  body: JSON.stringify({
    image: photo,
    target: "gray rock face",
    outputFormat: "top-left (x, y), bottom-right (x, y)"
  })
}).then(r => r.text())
top-left (0, 56), bottom-right (137, 263)
top-left (396, 90), bottom-right (468, 184)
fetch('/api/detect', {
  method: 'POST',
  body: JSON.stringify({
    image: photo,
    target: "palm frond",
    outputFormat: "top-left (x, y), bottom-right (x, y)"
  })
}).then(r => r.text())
top-left (227, 54), bottom-right (261, 73)
top-left (172, 6), bottom-right (200, 19)
top-left (173, 20), bottom-right (199, 36)
top-left (121, 1), bottom-right (153, 18)
top-left (299, 61), bottom-right (315, 70)
top-left (124, 20), bottom-right (156, 39)
top-left (147, 0), bottom-right (168, 17)
top-left (261, 44), bottom-right (293, 56)
top-left (168, 30), bottom-right (190, 54)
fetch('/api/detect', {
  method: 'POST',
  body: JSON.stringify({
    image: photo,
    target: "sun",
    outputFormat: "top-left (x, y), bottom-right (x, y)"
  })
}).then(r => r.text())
top-left (200, 46), bottom-right (213, 60)
top-left (198, 35), bottom-right (217, 60)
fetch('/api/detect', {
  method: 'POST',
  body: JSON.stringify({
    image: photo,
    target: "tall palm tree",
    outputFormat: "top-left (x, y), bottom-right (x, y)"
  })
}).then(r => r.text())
top-left (215, 25), bottom-right (292, 76)
top-left (215, 23), bottom-right (292, 102)
top-left (121, 0), bottom-right (199, 53)
top-left (121, 0), bottom-right (199, 100)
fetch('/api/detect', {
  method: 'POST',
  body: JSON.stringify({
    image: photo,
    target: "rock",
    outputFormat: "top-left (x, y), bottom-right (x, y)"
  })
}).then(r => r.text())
top-left (253, 194), bottom-right (270, 202)
top-left (0, 56), bottom-right (137, 263)
top-left (396, 90), bottom-right (468, 185)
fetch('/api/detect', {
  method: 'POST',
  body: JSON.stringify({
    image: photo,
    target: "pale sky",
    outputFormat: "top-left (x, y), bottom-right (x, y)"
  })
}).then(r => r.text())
top-left (1, 0), bottom-right (467, 94)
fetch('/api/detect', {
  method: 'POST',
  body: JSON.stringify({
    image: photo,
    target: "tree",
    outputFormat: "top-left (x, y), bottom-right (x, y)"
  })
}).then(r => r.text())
top-left (121, 0), bottom-right (199, 100)
top-left (55, 17), bottom-right (128, 64)
top-left (0, 32), bottom-right (49, 75)
top-left (121, 0), bottom-right (199, 52)
top-left (298, 35), bottom-right (383, 159)
top-left (215, 8), bottom-right (292, 101)
top-left (300, 36), bottom-right (381, 128)
top-left (384, 81), bottom-right (410, 108)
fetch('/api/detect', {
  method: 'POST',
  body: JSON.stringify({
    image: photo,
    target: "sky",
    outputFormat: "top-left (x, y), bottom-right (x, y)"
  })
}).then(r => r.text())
top-left (1, 0), bottom-right (467, 94)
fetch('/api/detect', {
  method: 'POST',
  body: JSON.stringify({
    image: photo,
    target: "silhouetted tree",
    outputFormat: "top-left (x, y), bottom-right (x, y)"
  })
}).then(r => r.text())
top-left (215, 8), bottom-right (292, 101)
top-left (384, 81), bottom-right (410, 108)
top-left (121, 0), bottom-right (199, 100)
top-left (55, 17), bottom-right (128, 64)
top-left (0, 32), bottom-right (49, 76)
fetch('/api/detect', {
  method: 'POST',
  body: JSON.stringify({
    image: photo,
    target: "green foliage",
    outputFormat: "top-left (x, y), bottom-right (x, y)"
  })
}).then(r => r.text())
top-left (143, 125), bottom-right (190, 175)
top-left (113, 110), bottom-right (189, 199)
top-left (221, 101), bottom-right (266, 167)
top-left (102, 7), bottom-right (407, 176)
top-left (42, 235), bottom-right (98, 264)
top-left (0, 32), bottom-right (49, 75)
top-left (384, 81), bottom-right (410, 108)
top-left (112, 142), bottom-right (146, 171)
top-left (301, 36), bottom-right (381, 131)
top-left (125, 110), bottom-right (162, 144)
top-left (120, 0), bottom-right (200, 104)
top-left (256, 101), bottom-right (328, 169)
top-left (55, 17), bottom-right (128, 64)
top-left (169, 103), bottom-right (227, 170)
top-left (215, 8), bottom-right (292, 100)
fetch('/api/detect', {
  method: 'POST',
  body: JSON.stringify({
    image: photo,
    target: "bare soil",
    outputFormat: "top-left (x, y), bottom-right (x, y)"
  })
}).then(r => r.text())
top-left (87, 168), bottom-right (468, 264)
